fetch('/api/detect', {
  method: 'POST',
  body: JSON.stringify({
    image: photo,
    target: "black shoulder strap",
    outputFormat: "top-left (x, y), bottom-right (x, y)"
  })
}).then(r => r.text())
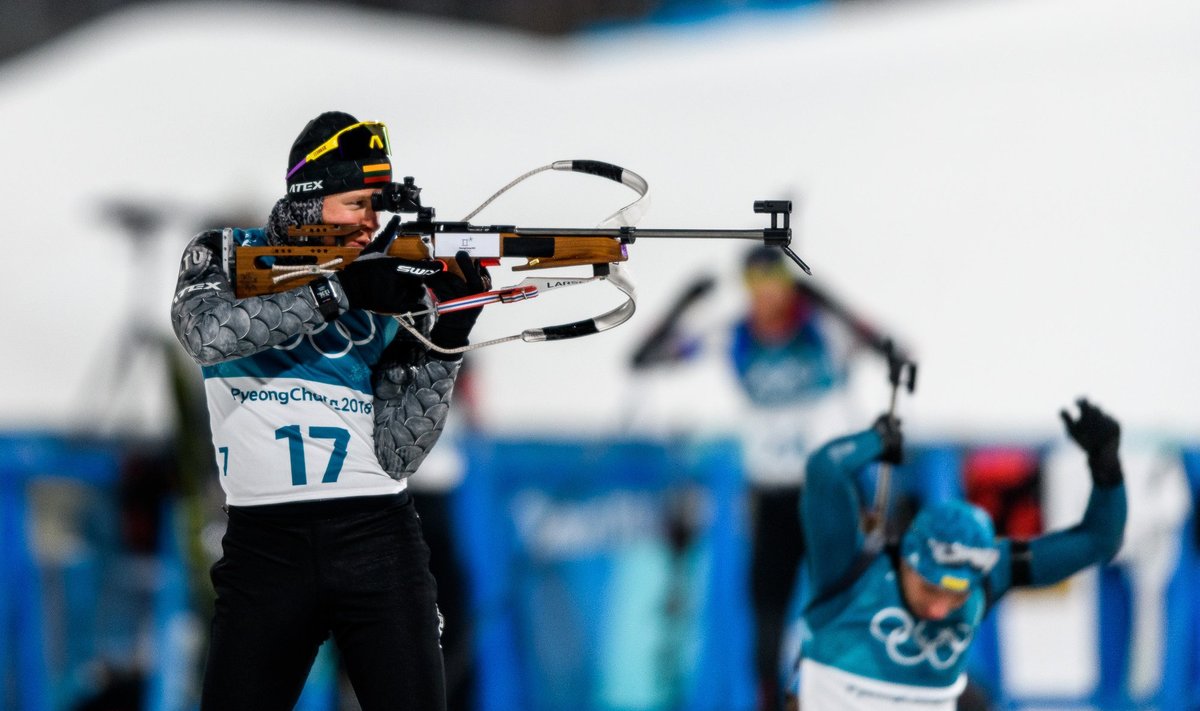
top-left (978, 538), bottom-right (1026, 614)
top-left (1010, 539), bottom-right (1033, 587)
top-left (805, 539), bottom-right (894, 613)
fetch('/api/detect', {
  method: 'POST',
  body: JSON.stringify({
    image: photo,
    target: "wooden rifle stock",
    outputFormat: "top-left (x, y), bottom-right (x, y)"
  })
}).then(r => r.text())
top-left (231, 228), bottom-right (628, 298)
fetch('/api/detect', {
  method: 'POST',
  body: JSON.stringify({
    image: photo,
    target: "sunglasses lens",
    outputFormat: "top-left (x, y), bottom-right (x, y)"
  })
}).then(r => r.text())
top-left (334, 124), bottom-right (390, 160)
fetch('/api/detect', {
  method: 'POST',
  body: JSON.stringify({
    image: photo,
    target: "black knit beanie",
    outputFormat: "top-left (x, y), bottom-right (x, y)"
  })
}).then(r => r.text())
top-left (285, 111), bottom-right (391, 199)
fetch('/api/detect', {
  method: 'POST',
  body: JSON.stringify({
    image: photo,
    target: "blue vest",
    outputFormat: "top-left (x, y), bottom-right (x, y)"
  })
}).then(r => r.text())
top-left (729, 316), bottom-right (842, 406)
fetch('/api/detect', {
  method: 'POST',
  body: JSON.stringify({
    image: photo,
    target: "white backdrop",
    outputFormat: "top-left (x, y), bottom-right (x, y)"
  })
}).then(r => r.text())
top-left (1, 0), bottom-right (1198, 440)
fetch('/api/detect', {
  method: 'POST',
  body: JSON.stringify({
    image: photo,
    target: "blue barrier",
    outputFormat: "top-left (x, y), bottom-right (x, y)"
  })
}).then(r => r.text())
top-left (647, 0), bottom-right (827, 26)
top-left (455, 436), bottom-right (754, 711)
top-left (0, 442), bottom-right (51, 711)
top-left (0, 435), bottom-right (118, 711)
top-left (294, 642), bottom-right (339, 711)
top-left (4, 433), bottom-right (1198, 710)
top-left (1160, 450), bottom-right (1200, 711)
top-left (0, 431), bottom-right (378, 711)
top-left (146, 501), bottom-right (200, 711)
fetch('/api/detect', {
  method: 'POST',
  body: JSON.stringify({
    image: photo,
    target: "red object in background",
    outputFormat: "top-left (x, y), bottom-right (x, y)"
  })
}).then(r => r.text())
top-left (963, 447), bottom-right (1044, 540)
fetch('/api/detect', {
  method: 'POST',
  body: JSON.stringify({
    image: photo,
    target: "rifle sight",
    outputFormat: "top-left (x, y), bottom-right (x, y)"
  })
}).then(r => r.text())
top-left (372, 177), bottom-right (435, 220)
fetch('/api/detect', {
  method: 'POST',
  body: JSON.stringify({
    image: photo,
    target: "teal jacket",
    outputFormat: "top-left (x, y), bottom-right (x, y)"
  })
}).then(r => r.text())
top-left (797, 427), bottom-right (1127, 689)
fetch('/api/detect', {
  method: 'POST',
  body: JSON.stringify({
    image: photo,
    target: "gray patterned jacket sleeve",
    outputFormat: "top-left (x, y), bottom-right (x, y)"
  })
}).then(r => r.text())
top-left (170, 229), bottom-right (346, 366)
top-left (372, 352), bottom-right (462, 480)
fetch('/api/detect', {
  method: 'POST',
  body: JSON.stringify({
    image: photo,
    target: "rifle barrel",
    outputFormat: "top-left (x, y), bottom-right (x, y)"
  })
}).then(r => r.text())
top-left (514, 227), bottom-right (775, 241)
top-left (512, 226), bottom-right (808, 273)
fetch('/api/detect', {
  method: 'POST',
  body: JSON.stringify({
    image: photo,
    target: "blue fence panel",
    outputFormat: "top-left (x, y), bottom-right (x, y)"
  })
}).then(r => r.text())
top-left (1159, 449), bottom-right (1200, 711)
top-left (6, 433), bottom-right (1200, 710)
top-left (0, 434), bottom-right (118, 711)
top-left (456, 436), bottom-right (754, 711)
top-left (1, 447), bottom-right (51, 711)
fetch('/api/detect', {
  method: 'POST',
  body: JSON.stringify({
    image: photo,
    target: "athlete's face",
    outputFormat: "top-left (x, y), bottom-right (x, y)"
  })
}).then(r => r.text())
top-left (744, 269), bottom-right (795, 317)
top-left (899, 562), bottom-right (971, 621)
top-left (322, 188), bottom-right (380, 249)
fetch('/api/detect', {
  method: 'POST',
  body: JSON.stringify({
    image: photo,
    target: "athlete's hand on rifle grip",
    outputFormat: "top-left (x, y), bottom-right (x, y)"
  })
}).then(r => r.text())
top-left (330, 216), bottom-right (442, 313)
top-left (1060, 398), bottom-right (1123, 488)
top-left (334, 255), bottom-right (441, 314)
top-left (362, 215), bottom-right (399, 256)
top-left (873, 414), bottom-right (904, 465)
top-left (426, 251), bottom-right (490, 359)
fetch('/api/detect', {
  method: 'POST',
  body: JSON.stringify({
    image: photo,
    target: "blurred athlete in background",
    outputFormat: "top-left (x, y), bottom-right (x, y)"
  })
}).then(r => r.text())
top-left (786, 399), bottom-right (1127, 710)
top-left (631, 245), bottom-right (897, 709)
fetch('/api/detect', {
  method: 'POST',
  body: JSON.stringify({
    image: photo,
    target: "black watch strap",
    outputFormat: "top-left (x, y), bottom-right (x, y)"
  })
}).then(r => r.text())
top-left (310, 277), bottom-right (341, 322)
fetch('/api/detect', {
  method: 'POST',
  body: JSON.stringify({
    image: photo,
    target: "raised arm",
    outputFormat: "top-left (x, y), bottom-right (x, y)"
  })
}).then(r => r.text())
top-left (987, 399), bottom-right (1127, 597)
top-left (802, 416), bottom-right (902, 594)
top-left (170, 230), bottom-right (338, 366)
top-left (628, 275), bottom-right (715, 369)
top-left (372, 251), bottom-right (487, 479)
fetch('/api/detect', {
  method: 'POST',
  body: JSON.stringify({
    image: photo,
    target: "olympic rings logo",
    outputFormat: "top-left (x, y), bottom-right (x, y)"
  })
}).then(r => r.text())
top-left (276, 317), bottom-right (377, 359)
top-left (869, 607), bottom-right (973, 670)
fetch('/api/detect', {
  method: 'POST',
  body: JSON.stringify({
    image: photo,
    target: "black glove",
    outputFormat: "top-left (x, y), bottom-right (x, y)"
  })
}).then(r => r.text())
top-left (425, 251), bottom-right (490, 360)
top-left (333, 218), bottom-right (442, 314)
top-left (872, 414), bottom-right (904, 465)
top-left (1060, 397), bottom-right (1123, 488)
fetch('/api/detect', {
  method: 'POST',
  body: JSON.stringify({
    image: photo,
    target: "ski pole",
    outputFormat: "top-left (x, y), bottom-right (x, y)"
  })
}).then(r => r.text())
top-left (867, 339), bottom-right (917, 542)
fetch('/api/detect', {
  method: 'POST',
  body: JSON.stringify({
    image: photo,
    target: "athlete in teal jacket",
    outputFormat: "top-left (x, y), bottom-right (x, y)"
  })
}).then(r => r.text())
top-left (789, 399), bottom-right (1127, 710)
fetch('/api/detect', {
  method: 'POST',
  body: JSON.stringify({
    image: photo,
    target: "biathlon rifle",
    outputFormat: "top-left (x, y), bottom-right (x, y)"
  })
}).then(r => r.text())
top-left (228, 160), bottom-right (811, 353)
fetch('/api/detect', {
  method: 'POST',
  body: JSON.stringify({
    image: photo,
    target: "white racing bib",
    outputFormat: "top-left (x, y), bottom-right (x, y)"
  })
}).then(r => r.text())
top-left (740, 389), bottom-right (858, 488)
top-left (800, 659), bottom-right (964, 711)
top-left (205, 376), bottom-right (404, 506)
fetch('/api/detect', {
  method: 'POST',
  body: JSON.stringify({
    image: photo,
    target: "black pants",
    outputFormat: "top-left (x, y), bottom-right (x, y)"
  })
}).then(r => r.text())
top-left (200, 492), bottom-right (446, 711)
top-left (750, 486), bottom-right (805, 711)
top-left (411, 490), bottom-right (475, 711)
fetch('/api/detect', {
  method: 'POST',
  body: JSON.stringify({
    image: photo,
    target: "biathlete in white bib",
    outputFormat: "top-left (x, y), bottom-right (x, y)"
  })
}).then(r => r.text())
top-left (171, 111), bottom-right (486, 711)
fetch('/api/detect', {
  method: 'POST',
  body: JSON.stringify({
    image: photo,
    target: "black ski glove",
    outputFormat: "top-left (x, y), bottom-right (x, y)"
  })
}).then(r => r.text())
top-left (1060, 397), bottom-right (1123, 488)
top-left (872, 414), bottom-right (904, 465)
top-left (331, 217), bottom-right (442, 314)
top-left (425, 251), bottom-right (490, 360)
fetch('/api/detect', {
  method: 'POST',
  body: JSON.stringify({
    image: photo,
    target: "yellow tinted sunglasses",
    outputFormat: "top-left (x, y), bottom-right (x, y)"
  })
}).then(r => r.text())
top-left (286, 121), bottom-right (391, 179)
